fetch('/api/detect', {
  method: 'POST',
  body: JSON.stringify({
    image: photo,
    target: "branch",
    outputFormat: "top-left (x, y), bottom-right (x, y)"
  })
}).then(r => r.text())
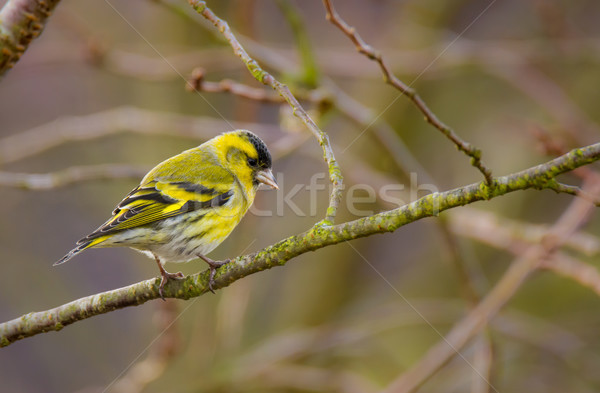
top-left (0, 0), bottom-right (61, 76)
top-left (0, 164), bottom-right (148, 189)
top-left (437, 219), bottom-right (496, 392)
top-left (449, 208), bottom-right (600, 297)
top-left (322, 0), bottom-right (493, 185)
top-left (0, 107), bottom-right (284, 164)
top-left (2, 143), bottom-right (599, 347)
top-left (188, 0), bottom-right (343, 224)
top-left (449, 208), bottom-right (600, 256)
top-left (187, 67), bottom-right (330, 106)
top-left (541, 253), bottom-right (600, 297)
top-left (187, 67), bottom-right (285, 103)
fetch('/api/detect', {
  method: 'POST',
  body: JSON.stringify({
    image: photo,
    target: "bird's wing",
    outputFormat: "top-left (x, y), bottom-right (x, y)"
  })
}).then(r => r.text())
top-left (80, 178), bottom-right (234, 242)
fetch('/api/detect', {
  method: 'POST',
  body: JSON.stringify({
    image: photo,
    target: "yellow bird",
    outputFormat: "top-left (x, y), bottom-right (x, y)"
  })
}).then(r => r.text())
top-left (56, 130), bottom-right (278, 298)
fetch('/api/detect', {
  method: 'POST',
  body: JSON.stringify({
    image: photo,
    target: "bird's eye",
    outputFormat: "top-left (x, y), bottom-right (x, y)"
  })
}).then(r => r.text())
top-left (247, 157), bottom-right (258, 167)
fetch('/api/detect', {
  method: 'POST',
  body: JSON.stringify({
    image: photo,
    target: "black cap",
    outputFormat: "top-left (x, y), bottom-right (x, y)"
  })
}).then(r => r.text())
top-left (242, 131), bottom-right (272, 169)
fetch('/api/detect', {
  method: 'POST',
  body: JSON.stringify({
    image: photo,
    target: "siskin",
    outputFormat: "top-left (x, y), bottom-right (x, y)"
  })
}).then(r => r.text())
top-left (55, 130), bottom-right (278, 298)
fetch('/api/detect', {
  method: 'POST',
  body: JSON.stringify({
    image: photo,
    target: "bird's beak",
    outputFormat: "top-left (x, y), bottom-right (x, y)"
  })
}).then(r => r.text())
top-left (256, 169), bottom-right (279, 190)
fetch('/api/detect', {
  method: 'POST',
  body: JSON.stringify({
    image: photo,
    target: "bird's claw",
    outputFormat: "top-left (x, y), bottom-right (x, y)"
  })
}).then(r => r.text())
top-left (158, 271), bottom-right (185, 301)
top-left (198, 255), bottom-right (231, 294)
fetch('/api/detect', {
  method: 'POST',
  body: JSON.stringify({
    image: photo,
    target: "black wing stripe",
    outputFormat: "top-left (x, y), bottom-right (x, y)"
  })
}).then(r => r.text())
top-left (182, 190), bottom-right (233, 212)
top-left (80, 190), bottom-right (233, 242)
top-left (118, 192), bottom-right (177, 208)
top-left (170, 181), bottom-right (220, 195)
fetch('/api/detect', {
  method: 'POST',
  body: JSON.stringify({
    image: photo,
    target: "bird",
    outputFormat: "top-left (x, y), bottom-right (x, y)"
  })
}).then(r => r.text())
top-left (55, 130), bottom-right (278, 299)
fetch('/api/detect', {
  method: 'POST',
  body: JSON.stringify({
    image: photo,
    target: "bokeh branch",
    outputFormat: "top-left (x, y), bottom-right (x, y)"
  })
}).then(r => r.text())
top-left (188, 0), bottom-right (343, 224)
top-left (384, 178), bottom-right (600, 393)
top-left (450, 209), bottom-right (600, 296)
top-left (2, 143), bottom-right (599, 347)
top-left (0, 0), bottom-right (61, 75)
top-left (322, 0), bottom-right (493, 185)
top-left (0, 107), bottom-right (284, 165)
top-left (0, 164), bottom-right (148, 189)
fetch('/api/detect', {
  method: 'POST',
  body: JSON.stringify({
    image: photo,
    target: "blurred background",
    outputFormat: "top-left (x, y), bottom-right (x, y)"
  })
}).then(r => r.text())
top-left (2, 0), bottom-right (600, 392)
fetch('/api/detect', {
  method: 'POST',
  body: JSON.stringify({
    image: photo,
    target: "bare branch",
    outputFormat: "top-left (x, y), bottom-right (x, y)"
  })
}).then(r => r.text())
top-left (187, 67), bottom-right (331, 106)
top-left (449, 208), bottom-right (600, 257)
top-left (438, 219), bottom-right (496, 393)
top-left (541, 254), bottom-right (600, 297)
top-left (0, 164), bottom-right (148, 189)
top-left (322, 0), bottom-right (493, 185)
top-left (449, 208), bottom-right (600, 298)
top-left (187, 67), bottom-right (286, 103)
top-left (0, 107), bottom-right (284, 165)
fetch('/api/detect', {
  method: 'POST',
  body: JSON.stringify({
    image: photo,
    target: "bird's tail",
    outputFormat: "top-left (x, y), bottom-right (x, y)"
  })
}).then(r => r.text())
top-left (53, 236), bottom-right (108, 266)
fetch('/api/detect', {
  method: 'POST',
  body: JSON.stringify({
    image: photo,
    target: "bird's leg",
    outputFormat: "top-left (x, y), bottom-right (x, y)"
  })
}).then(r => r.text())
top-left (197, 254), bottom-right (231, 293)
top-left (153, 254), bottom-right (184, 301)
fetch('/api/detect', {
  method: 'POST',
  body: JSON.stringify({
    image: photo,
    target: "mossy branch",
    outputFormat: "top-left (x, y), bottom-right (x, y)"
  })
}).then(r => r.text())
top-left (2, 143), bottom-right (599, 348)
top-left (188, 0), bottom-right (343, 225)
top-left (0, 0), bottom-right (61, 76)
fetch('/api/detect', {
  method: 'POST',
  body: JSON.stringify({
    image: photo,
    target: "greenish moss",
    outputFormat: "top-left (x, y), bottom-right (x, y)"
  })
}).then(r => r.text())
top-left (325, 207), bottom-right (336, 220)
top-left (189, 1), bottom-right (206, 13)
top-left (250, 66), bottom-right (268, 83)
top-left (478, 182), bottom-right (494, 200)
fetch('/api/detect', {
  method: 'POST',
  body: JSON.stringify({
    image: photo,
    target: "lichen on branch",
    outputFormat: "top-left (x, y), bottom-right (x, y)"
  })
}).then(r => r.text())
top-left (0, 0), bottom-right (61, 76)
top-left (2, 142), bottom-right (599, 348)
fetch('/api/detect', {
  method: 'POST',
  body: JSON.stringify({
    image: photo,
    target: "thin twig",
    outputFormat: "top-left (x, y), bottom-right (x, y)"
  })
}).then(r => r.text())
top-left (187, 67), bottom-right (329, 106)
top-left (188, 0), bottom-right (343, 224)
top-left (322, 0), bottom-right (493, 185)
top-left (187, 67), bottom-right (284, 102)
top-left (2, 143), bottom-right (600, 348)
top-left (546, 180), bottom-right (600, 206)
